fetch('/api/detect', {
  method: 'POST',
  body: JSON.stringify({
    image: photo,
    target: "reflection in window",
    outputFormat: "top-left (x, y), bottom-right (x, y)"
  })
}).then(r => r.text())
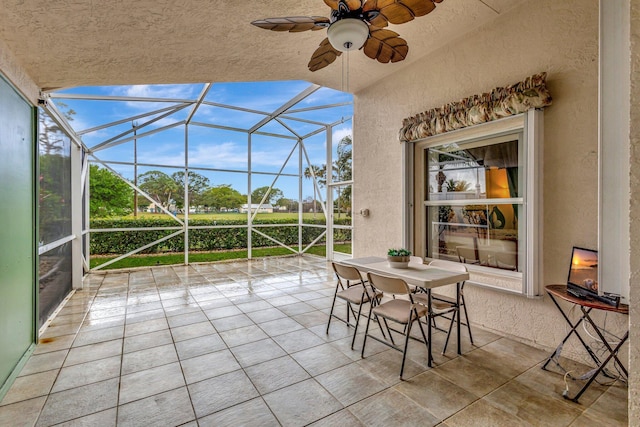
top-left (426, 135), bottom-right (522, 272)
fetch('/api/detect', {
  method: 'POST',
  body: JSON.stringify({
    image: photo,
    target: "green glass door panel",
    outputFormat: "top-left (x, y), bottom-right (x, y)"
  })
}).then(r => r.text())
top-left (0, 76), bottom-right (36, 390)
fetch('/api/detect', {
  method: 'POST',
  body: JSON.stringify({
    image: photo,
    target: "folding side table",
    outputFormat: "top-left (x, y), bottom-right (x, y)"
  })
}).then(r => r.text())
top-left (542, 284), bottom-right (628, 403)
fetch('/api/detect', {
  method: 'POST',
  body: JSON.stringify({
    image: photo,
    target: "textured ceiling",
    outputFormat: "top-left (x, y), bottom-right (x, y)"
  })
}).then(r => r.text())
top-left (0, 0), bottom-right (521, 93)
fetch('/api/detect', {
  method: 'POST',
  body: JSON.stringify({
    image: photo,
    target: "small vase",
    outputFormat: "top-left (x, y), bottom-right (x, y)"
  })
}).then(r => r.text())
top-left (387, 255), bottom-right (410, 269)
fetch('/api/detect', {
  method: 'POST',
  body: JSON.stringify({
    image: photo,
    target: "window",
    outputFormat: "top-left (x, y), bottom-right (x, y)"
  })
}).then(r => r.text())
top-left (411, 111), bottom-right (542, 296)
top-left (426, 133), bottom-right (522, 272)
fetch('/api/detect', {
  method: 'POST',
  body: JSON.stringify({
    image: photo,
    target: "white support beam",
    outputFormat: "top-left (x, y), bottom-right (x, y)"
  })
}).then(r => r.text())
top-left (285, 102), bottom-right (352, 114)
top-left (71, 142), bottom-right (83, 288)
top-left (598, 0), bottom-right (631, 302)
top-left (89, 155), bottom-right (184, 225)
top-left (42, 99), bottom-right (86, 150)
top-left (184, 125), bottom-right (190, 265)
top-left (92, 230), bottom-right (184, 271)
top-left (90, 109), bottom-right (189, 152)
top-left (78, 103), bottom-right (189, 135)
top-left (325, 125), bottom-right (333, 261)
top-left (50, 93), bottom-right (194, 103)
top-left (249, 84), bottom-right (321, 134)
top-left (186, 83), bottom-right (212, 124)
top-left (247, 133), bottom-right (252, 260)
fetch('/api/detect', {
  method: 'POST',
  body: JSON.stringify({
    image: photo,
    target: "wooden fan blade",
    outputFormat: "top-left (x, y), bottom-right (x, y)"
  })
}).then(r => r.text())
top-left (324, 0), bottom-right (340, 9)
top-left (308, 38), bottom-right (342, 72)
top-left (324, 0), bottom-right (363, 10)
top-left (251, 16), bottom-right (330, 32)
top-left (363, 0), bottom-right (439, 25)
top-left (363, 28), bottom-right (408, 63)
top-left (367, 14), bottom-right (389, 28)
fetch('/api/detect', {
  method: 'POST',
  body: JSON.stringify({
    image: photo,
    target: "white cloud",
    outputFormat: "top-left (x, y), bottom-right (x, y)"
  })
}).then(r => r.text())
top-left (189, 142), bottom-right (249, 168)
top-left (112, 84), bottom-right (198, 100)
top-left (108, 84), bottom-right (200, 112)
top-left (332, 126), bottom-right (352, 146)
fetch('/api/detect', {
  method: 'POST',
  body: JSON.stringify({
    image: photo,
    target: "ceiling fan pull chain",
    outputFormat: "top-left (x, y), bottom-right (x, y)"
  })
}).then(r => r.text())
top-left (346, 49), bottom-right (350, 93)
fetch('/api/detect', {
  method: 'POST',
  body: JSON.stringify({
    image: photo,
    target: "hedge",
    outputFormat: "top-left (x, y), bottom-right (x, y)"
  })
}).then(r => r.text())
top-left (90, 218), bottom-right (351, 255)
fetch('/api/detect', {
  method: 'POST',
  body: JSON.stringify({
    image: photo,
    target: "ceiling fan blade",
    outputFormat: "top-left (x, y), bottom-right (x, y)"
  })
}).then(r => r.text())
top-left (324, 0), bottom-right (363, 11)
top-left (251, 16), bottom-right (330, 32)
top-left (324, 0), bottom-right (340, 9)
top-left (345, 0), bottom-right (364, 10)
top-left (364, 0), bottom-right (440, 25)
top-left (308, 38), bottom-right (342, 72)
top-left (363, 28), bottom-right (408, 63)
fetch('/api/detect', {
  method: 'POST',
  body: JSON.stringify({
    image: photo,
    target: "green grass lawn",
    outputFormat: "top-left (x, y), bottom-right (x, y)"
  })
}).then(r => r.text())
top-left (90, 243), bottom-right (352, 270)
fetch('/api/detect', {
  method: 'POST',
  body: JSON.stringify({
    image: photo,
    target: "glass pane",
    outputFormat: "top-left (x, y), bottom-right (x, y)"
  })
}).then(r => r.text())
top-left (39, 242), bottom-right (72, 327)
top-left (427, 138), bottom-right (519, 200)
top-left (427, 203), bottom-right (520, 272)
top-left (39, 109), bottom-right (72, 245)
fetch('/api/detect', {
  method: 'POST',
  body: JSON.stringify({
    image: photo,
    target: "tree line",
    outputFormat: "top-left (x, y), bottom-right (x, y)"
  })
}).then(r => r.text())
top-left (90, 135), bottom-right (352, 218)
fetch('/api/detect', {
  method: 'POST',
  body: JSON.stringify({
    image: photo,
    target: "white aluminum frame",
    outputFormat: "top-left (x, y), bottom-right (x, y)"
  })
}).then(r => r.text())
top-left (47, 82), bottom-right (354, 272)
top-left (414, 112), bottom-right (543, 297)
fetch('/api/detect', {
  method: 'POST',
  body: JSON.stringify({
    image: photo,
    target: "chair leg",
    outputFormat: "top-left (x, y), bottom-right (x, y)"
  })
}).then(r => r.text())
top-left (376, 313), bottom-right (389, 340)
top-left (382, 318), bottom-right (395, 346)
top-left (361, 304), bottom-right (374, 358)
top-left (326, 288), bottom-right (339, 334)
top-left (415, 314), bottom-right (430, 353)
top-left (350, 303), bottom-right (364, 350)
top-left (400, 320), bottom-right (412, 380)
top-left (346, 301), bottom-right (350, 323)
top-left (443, 310), bottom-right (457, 354)
top-left (462, 298), bottom-right (474, 345)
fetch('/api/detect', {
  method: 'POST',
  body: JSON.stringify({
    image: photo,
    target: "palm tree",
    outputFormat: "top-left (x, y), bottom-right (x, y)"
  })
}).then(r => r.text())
top-left (333, 136), bottom-right (352, 218)
top-left (304, 164), bottom-right (325, 217)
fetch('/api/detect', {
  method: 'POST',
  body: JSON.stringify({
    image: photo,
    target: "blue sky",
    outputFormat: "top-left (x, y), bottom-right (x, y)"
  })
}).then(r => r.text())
top-left (53, 81), bottom-right (353, 202)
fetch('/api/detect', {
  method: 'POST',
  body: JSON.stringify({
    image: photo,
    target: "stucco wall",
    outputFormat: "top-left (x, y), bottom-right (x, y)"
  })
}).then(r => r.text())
top-left (354, 0), bottom-right (629, 354)
top-left (628, 0), bottom-right (639, 423)
top-left (0, 38), bottom-right (38, 105)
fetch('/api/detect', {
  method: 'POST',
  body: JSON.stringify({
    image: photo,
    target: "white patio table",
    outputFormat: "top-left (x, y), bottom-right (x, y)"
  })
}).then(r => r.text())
top-left (339, 256), bottom-right (469, 367)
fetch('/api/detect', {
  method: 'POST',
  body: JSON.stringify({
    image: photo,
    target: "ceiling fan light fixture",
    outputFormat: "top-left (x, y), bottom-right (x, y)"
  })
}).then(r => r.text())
top-left (327, 18), bottom-right (369, 52)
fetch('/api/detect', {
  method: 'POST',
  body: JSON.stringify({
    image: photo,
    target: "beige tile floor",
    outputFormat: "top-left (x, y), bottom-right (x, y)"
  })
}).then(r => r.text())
top-left (0, 256), bottom-right (628, 426)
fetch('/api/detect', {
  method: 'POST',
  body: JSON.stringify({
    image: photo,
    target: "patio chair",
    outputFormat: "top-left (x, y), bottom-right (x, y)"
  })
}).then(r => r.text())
top-left (327, 262), bottom-right (383, 350)
top-left (414, 259), bottom-right (473, 354)
top-left (361, 272), bottom-right (430, 379)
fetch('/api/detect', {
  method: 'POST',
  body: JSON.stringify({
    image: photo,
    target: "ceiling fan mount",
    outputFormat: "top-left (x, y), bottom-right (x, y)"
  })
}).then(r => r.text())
top-left (251, 0), bottom-right (443, 72)
top-left (328, 1), bottom-right (381, 25)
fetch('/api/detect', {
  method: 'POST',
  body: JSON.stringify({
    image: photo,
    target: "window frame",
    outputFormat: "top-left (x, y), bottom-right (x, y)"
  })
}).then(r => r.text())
top-left (408, 110), bottom-right (543, 297)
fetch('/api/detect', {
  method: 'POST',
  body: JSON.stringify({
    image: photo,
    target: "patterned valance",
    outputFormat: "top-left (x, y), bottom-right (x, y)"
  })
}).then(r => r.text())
top-left (399, 72), bottom-right (552, 142)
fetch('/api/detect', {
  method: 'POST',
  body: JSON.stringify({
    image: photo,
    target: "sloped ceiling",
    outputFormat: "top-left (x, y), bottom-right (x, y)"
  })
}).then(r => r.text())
top-left (0, 0), bottom-right (522, 93)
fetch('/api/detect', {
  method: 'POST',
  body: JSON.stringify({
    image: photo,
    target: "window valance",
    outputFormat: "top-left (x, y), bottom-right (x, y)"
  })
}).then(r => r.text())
top-left (399, 72), bottom-right (552, 143)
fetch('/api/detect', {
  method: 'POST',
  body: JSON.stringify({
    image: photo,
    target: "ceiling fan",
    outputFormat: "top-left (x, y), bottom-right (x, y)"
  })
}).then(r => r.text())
top-left (251, 0), bottom-right (444, 72)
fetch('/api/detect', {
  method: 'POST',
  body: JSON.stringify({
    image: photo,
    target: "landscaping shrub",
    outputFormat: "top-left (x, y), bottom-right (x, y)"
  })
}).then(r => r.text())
top-left (90, 218), bottom-right (350, 255)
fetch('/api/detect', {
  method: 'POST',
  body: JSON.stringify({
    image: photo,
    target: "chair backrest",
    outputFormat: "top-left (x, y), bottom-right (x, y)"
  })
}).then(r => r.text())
top-left (332, 262), bottom-right (364, 282)
top-left (428, 259), bottom-right (468, 274)
top-left (456, 246), bottom-right (479, 264)
top-left (367, 272), bottom-right (411, 295)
